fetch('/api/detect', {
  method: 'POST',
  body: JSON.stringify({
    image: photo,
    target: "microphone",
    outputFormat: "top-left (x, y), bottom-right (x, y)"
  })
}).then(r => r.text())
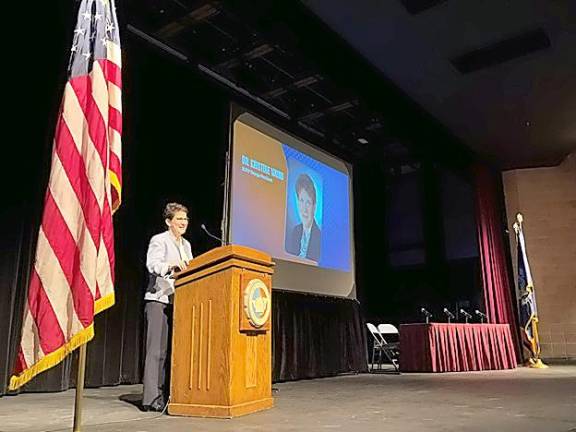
top-left (475, 310), bottom-right (487, 323)
top-left (200, 224), bottom-right (226, 245)
top-left (459, 308), bottom-right (472, 323)
top-left (420, 307), bottom-right (432, 324)
top-left (443, 307), bottom-right (455, 323)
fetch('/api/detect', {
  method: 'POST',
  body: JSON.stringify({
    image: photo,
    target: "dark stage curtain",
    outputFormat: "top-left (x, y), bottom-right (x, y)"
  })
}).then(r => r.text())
top-left (273, 291), bottom-right (368, 382)
top-left (473, 164), bottom-right (521, 356)
top-left (0, 210), bottom-right (144, 395)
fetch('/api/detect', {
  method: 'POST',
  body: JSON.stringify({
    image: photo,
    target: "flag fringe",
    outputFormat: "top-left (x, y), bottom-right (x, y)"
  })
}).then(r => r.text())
top-left (8, 324), bottom-right (95, 391)
top-left (94, 292), bottom-right (115, 315)
top-left (8, 294), bottom-right (115, 391)
top-left (109, 169), bottom-right (122, 214)
top-left (527, 358), bottom-right (549, 369)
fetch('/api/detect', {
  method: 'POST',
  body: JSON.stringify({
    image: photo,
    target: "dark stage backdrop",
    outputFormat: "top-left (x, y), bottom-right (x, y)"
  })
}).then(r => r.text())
top-left (355, 159), bottom-right (483, 327)
top-left (0, 10), bottom-right (367, 395)
top-left (273, 291), bottom-right (367, 381)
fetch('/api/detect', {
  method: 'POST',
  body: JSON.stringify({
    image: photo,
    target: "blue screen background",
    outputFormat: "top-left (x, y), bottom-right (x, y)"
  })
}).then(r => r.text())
top-left (282, 144), bottom-right (351, 272)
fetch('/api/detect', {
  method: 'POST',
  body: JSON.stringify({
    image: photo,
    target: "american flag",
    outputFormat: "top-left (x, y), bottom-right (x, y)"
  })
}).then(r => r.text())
top-left (9, 0), bottom-right (122, 390)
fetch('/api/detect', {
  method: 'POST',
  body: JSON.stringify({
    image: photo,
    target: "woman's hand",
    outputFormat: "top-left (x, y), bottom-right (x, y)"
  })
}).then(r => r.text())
top-left (170, 260), bottom-right (188, 273)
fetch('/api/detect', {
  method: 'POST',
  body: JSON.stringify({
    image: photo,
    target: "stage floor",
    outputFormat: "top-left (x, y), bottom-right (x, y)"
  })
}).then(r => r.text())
top-left (1, 364), bottom-right (575, 432)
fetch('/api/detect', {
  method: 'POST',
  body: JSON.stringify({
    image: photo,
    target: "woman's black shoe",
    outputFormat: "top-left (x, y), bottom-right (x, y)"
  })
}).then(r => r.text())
top-left (141, 404), bottom-right (163, 412)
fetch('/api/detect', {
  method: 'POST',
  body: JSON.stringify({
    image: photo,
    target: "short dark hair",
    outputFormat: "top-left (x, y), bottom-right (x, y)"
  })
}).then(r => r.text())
top-left (163, 202), bottom-right (188, 220)
top-left (295, 174), bottom-right (316, 204)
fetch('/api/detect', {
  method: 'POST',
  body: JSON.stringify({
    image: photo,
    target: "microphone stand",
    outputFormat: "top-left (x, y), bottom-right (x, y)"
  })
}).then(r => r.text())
top-left (201, 224), bottom-right (227, 245)
top-left (475, 310), bottom-right (487, 324)
top-left (420, 308), bottom-right (432, 324)
top-left (460, 309), bottom-right (472, 324)
top-left (443, 308), bottom-right (454, 324)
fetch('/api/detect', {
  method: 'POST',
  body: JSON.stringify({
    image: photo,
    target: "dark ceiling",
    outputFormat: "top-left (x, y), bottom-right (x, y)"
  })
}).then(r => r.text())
top-left (125, 0), bottom-right (475, 170)
top-left (125, 1), bottom-right (575, 170)
top-left (302, 0), bottom-right (576, 169)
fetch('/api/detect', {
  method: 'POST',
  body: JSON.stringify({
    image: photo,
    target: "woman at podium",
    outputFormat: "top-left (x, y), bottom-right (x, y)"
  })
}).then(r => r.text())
top-left (142, 202), bottom-right (193, 412)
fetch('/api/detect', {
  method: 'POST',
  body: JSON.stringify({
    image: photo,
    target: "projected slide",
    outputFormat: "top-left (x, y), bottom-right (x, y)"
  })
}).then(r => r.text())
top-left (284, 159), bottom-right (323, 264)
top-left (229, 111), bottom-right (355, 298)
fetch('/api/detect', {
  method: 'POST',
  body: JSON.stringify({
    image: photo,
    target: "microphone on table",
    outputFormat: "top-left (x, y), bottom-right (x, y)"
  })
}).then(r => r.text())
top-left (443, 307), bottom-right (455, 324)
top-left (459, 308), bottom-right (472, 324)
top-left (200, 224), bottom-right (227, 245)
top-left (475, 309), bottom-right (487, 324)
top-left (420, 307), bottom-right (433, 324)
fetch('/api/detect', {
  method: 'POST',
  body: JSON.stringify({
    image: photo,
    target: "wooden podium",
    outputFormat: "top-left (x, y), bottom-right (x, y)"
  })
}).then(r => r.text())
top-left (168, 245), bottom-right (275, 418)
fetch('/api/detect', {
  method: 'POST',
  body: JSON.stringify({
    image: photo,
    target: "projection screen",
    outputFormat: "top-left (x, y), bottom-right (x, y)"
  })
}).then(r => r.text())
top-left (226, 108), bottom-right (355, 298)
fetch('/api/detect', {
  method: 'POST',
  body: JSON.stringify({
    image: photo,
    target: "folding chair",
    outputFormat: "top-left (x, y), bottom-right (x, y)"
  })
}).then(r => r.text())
top-left (377, 323), bottom-right (400, 372)
top-left (366, 323), bottom-right (385, 372)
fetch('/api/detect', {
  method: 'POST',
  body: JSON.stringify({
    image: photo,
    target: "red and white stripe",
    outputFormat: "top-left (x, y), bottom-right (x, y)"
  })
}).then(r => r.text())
top-left (10, 0), bottom-right (122, 390)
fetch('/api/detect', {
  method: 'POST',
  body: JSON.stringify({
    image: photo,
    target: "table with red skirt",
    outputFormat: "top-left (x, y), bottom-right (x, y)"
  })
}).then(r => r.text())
top-left (399, 323), bottom-right (517, 372)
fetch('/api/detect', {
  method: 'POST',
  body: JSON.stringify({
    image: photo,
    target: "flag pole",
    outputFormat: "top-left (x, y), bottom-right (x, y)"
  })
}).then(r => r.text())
top-left (515, 213), bottom-right (548, 369)
top-left (73, 344), bottom-right (88, 432)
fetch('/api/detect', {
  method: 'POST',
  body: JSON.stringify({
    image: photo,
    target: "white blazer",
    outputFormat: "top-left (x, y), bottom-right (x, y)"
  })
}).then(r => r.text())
top-left (145, 230), bottom-right (193, 304)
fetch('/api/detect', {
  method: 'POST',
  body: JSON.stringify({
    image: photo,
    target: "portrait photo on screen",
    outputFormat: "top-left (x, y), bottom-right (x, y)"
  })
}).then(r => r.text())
top-left (284, 162), bottom-right (323, 264)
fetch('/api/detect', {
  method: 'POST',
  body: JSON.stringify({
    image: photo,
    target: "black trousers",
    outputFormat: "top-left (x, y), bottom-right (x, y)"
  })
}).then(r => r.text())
top-left (142, 301), bottom-right (172, 408)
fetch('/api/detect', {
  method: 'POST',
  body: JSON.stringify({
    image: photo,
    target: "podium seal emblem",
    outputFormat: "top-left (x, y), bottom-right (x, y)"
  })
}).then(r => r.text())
top-left (243, 278), bottom-right (271, 328)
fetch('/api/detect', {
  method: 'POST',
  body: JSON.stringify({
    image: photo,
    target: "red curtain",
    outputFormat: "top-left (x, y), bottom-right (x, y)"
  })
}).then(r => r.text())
top-left (473, 164), bottom-right (521, 357)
